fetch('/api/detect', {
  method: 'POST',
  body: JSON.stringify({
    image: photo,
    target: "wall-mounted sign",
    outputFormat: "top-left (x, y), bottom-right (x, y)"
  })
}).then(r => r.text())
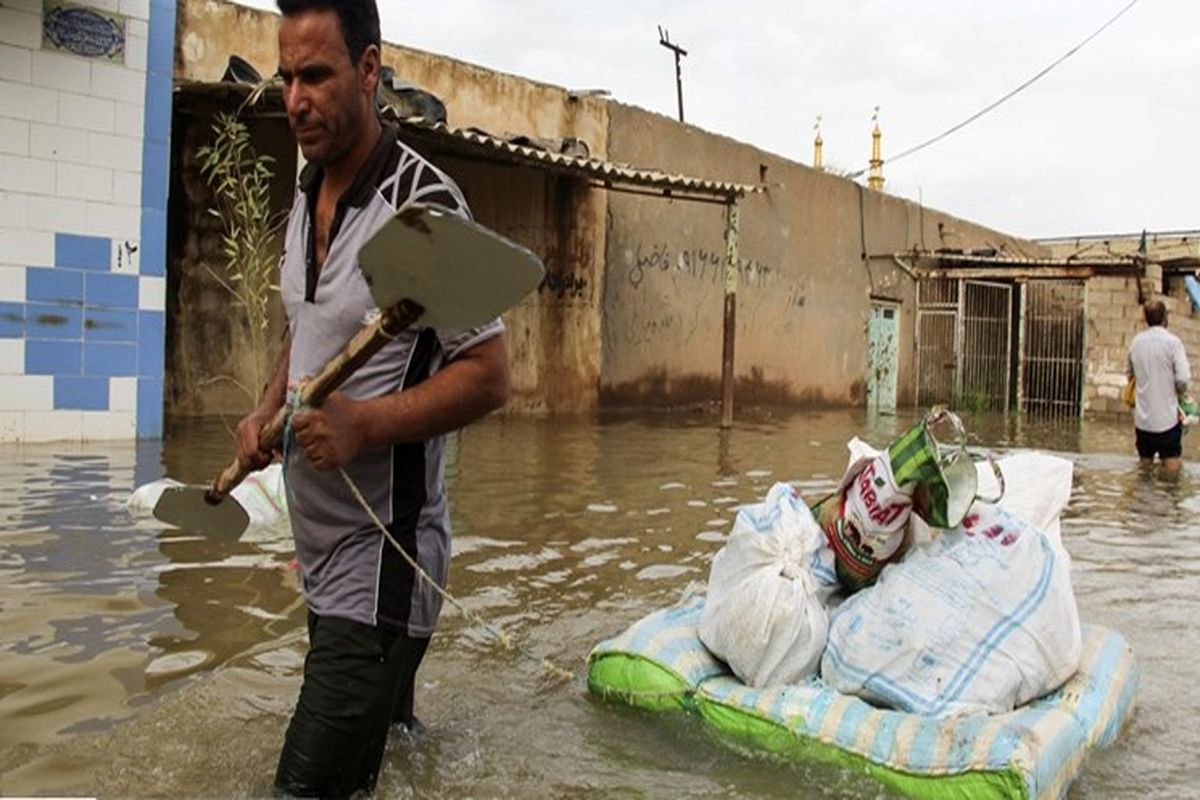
top-left (42, 0), bottom-right (126, 63)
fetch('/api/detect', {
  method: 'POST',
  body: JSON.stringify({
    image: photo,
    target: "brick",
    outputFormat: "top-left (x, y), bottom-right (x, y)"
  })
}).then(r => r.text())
top-left (110, 238), bottom-right (139, 274)
top-left (57, 162), bottom-right (114, 202)
top-left (124, 35), bottom-right (147, 72)
top-left (112, 170), bottom-right (140, 204)
top-left (31, 51), bottom-right (92, 93)
top-left (0, 154), bottom-right (54, 195)
top-left (0, 412), bottom-right (25, 441)
top-left (58, 93), bottom-right (115, 133)
top-left (29, 122), bottom-right (89, 162)
top-left (85, 201), bottom-right (140, 240)
top-left (24, 410), bottom-right (83, 442)
top-left (0, 228), bottom-right (54, 267)
top-left (90, 62), bottom-right (145, 104)
top-left (0, 80), bottom-right (59, 123)
top-left (119, 0), bottom-right (150, 20)
top-left (0, 117), bottom-right (29, 155)
top-left (113, 101), bottom-right (144, 138)
top-left (0, 8), bottom-right (41, 49)
top-left (0, 265), bottom-right (26, 302)
top-left (109, 375), bottom-right (137, 410)
top-left (0, 43), bottom-right (32, 82)
top-left (81, 409), bottom-right (136, 440)
top-left (138, 275), bottom-right (163, 310)
top-left (80, 0), bottom-right (121, 12)
top-left (87, 132), bottom-right (140, 171)
top-left (0, 191), bottom-right (29, 228)
top-left (0, 338), bottom-right (23, 374)
top-left (0, 374), bottom-right (53, 410)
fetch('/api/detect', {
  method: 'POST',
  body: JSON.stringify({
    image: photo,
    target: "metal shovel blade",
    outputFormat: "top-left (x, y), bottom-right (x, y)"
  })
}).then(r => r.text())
top-left (153, 486), bottom-right (250, 538)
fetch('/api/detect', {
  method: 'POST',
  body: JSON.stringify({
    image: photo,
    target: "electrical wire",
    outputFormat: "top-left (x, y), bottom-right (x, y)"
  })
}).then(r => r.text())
top-left (848, 0), bottom-right (1141, 178)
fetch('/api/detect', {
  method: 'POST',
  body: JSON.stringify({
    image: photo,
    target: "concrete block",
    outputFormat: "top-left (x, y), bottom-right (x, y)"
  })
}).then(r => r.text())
top-left (0, 228), bottom-right (54, 266)
top-left (84, 201), bottom-right (140, 240)
top-left (79, 0), bottom-right (120, 12)
top-left (0, 154), bottom-right (54, 195)
top-left (1097, 385), bottom-right (1119, 400)
top-left (0, 80), bottom-right (59, 123)
top-left (124, 35), bottom-right (147, 72)
top-left (0, 191), bottom-right (29, 228)
top-left (29, 122), bottom-right (89, 162)
top-left (81, 409), bottom-right (136, 440)
top-left (87, 132), bottom-right (141, 172)
top-left (58, 93), bottom-right (115, 133)
top-left (113, 101), bottom-right (144, 138)
top-left (0, 8), bottom-right (41, 49)
top-left (109, 375), bottom-right (137, 410)
top-left (0, 43), bottom-right (32, 82)
top-left (138, 275), bottom-right (163, 311)
top-left (0, 338), bottom-right (22, 374)
top-left (0, 374), bottom-right (54, 411)
top-left (90, 62), bottom-right (145, 105)
top-left (31, 51), bottom-right (92, 93)
top-left (0, 411), bottom-right (21, 442)
top-left (0, 265), bottom-right (25, 302)
top-left (57, 162), bottom-right (114, 202)
top-left (112, 169), bottom-right (140, 204)
top-left (119, 0), bottom-right (150, 20)
top-left (24, 410), bottom-right (83, 442)
top-left (28, 195), bottom-right (89, 232)
top-left (0, 117), bottom-right (29, 156)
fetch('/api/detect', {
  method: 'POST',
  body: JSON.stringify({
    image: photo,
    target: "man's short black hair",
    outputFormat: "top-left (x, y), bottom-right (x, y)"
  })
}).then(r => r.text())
top-left (277, 0), bottom-right (381, 64)
top-left (1144, 300), bottom-right (1167, 327)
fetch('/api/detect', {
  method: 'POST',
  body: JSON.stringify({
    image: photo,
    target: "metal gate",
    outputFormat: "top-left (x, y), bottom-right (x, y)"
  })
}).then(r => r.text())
top-left (1020, 280), bottom-right (1086, 417)
top-left (916, 279), bottom-right (1013, 411)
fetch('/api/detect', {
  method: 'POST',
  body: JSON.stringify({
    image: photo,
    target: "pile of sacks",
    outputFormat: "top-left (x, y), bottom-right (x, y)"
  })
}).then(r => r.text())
top-left (698, 410), bottom-right (1082, 717)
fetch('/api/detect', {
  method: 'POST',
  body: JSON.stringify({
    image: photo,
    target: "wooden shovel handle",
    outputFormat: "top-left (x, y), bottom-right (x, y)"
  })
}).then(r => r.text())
top-left (205, 299), bottom-right (424, 504)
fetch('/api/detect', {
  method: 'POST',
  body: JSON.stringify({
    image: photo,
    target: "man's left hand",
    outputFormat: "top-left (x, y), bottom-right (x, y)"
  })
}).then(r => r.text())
top-left (292, 391), bottom-right (364, 470)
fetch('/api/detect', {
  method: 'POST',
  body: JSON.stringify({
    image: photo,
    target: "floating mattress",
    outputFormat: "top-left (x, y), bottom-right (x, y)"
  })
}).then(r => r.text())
top-left (587, 595), bottom-right (1137, 800)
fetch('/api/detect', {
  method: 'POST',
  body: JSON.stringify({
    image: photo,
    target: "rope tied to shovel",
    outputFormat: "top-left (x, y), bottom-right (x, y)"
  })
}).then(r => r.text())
top-left (280, 375), bottom-right (574, 686)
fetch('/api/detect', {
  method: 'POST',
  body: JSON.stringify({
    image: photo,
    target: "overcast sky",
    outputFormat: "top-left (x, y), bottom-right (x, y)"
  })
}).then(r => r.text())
top-left (236, 0), bottom-right (1196, 239)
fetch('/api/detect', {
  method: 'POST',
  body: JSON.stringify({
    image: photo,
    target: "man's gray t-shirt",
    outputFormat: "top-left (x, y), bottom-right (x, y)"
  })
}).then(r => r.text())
top-left (279, 123), bottom-right (502, 636)
top-left (1127, 326), bottom-right (1191, 433)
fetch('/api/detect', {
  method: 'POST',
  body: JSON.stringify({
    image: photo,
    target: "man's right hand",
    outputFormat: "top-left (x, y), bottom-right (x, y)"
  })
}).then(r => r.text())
top-left (235, 408), bottom-right (277, 471)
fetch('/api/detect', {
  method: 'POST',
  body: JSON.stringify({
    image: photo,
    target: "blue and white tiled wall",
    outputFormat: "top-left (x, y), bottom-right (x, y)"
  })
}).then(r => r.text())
top-left (0, 0), bottom-right (175, 441)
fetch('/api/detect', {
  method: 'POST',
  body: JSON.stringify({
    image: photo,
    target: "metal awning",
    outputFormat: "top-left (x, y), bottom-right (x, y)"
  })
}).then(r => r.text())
top-left (894, 250), bottom-right (1149, 280)
top-left (172, 80), bottom-right (761, 204)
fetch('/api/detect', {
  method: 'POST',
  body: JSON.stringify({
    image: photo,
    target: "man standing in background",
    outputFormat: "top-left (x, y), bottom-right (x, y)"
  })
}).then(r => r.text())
top-left (1127, 299), bottom-right (1191, 474)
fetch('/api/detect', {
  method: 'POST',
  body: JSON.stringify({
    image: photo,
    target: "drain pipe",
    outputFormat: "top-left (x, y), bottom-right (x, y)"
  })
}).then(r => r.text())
top-left (720, 199), bottom-right (740, 428)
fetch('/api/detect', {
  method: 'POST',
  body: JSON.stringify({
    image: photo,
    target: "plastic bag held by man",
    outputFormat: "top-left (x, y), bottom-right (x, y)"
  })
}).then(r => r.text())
top-left (821, 502), bottom-right (1082, 717)
top-left (699, 483), bottom-right (839, 688)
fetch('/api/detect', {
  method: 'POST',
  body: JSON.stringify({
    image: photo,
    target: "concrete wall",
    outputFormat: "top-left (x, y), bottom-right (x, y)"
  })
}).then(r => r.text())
top-left (601, 103), bottom-right (1039, 409)
top-left (0, 0), bottom-right (174, 442)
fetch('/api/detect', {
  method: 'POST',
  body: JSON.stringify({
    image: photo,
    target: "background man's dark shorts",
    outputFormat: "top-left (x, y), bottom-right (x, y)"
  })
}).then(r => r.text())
top-left (1136, 424), bottom-right (1183, 459)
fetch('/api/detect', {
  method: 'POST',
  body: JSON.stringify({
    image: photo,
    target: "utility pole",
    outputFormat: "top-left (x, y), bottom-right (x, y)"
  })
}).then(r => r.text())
top-left (657, 25), bottom-right (687, 123)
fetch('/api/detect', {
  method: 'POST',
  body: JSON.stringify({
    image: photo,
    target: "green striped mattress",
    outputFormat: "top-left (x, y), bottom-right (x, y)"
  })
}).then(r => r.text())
top-left (587, 595), bottom-right (1137, 799)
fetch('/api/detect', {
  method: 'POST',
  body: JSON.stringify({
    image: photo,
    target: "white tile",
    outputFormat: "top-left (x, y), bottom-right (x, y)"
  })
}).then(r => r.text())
top-left (113, 101), bottom-right (144, 138)
top-left (0, 228), bottom-right (53, 267)
top-left (25, 410), bottom-right (83, 442)
top-left (90, 62), bottom-right (145, 105)
top-left (88, 132), bottom-right (141, 171)
top-left (0, 339), bottom-right (24, 375)
top-left (0, 9), bottom-right (41, 50)
top-left (57, 162), bottom-right (113, 202)
top-left (31, 51), bottom-right (92, 93)
top-left (85, 201), bottom-right (140, 240)
top-left (127, 18), bottom-right (149, 39)
top-left (0, 411), bottom-right (22, 442)
top-left (79, 0), bottom-right (120, 12)
top-left (112, 170), bottom-right (140, 204)
top-left (0, 80), bottom-right (59, 124)
top-left (58, 93), bottom-right (115, 133)
top-left (109, 376), bottom-right (137, 411)
top-left (124, 35), bottom-right (147, 73)
top-left (0, 43), bottom-right (32, 82)
top-left (111, 237), bottom-right (139, 274)
top-left (82, 410), bottom-right (136, 441)
top-left (0, 191), bottom-right (29, 228)
top-left (119, 0), bottom-right (150, 20)
top-left (0, 375), bottom-right (54, 411)
top-left (29, 123), bottom-right (89, 162)
top-left (0, 264), bottom-right (25, 302)
top-left (0, 117), bottom-right (29, 156)
top-left (0, 153), bottom-right (55, 195)
top-left (27, 195), bottom-right (89, 232)
top-left (138, 275), bottom-right (164, 311)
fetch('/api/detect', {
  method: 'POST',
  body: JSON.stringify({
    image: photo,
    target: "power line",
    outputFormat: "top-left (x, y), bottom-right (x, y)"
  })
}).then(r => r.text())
top-left (849, 0), bottom-right (1141, 178)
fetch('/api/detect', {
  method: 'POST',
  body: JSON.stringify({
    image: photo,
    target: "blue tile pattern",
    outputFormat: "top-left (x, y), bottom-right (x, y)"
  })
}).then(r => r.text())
top-left (84, 342), bottom-right (137, 376)
top-left (85, 272), bottom-right (139, 308)
top-left (55, 376), bottom-right (109, 410)
top-left (55, 233), bottom-right (110, 270)
top-left (27, 268), bottom-right (84, 305)
top-left (26, 340), bottom-right (82, 375)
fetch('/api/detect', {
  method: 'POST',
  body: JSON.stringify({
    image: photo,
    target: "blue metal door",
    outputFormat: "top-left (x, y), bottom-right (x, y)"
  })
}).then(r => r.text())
top-left (868, 302), bottom-right (899, 412)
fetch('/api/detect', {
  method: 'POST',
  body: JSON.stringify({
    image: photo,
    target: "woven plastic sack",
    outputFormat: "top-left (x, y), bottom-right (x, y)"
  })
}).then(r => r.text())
top-left (699, 482), bottom-right (838, 688)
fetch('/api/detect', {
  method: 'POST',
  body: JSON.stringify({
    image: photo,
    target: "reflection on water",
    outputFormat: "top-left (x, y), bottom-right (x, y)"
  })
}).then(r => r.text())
top-left (0, 408), bottom-right (1196, 797)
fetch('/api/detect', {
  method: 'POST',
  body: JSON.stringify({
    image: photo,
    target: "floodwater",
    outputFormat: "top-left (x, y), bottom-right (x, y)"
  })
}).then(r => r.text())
top-left (0, 408), bottom-right (1196, 798)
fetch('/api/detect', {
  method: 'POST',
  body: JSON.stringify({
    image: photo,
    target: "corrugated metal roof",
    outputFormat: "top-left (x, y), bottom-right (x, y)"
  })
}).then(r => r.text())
top-left (385, 110), bottom-right (761, 202)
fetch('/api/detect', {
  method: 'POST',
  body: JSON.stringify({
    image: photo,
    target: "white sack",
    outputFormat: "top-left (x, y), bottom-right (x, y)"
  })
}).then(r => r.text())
top-left (821, 503), bottom-right (1082, 716)
top-left (126, 463), bottom-right (289, 530)
top-left (699, 482), bottom-right (838, 688)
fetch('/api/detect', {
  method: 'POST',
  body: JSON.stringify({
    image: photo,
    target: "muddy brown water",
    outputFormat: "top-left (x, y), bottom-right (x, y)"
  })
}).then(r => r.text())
top-left (0, 409), bottom-right (1195, 798)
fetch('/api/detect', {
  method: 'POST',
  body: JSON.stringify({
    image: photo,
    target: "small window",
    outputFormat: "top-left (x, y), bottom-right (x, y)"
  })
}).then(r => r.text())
top-left (883, 308), bottom-right (895, 319)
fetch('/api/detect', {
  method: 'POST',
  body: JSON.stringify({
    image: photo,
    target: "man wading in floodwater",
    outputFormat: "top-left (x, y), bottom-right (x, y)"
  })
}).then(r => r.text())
top-left (234, 1), bottom-right (510, 795)
top-left (1127, 300), bottom-right (1191, 475)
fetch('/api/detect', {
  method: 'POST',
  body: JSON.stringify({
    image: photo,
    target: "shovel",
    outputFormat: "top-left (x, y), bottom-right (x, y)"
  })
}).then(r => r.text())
top-left (152, 205), bottom-right (545, 537)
